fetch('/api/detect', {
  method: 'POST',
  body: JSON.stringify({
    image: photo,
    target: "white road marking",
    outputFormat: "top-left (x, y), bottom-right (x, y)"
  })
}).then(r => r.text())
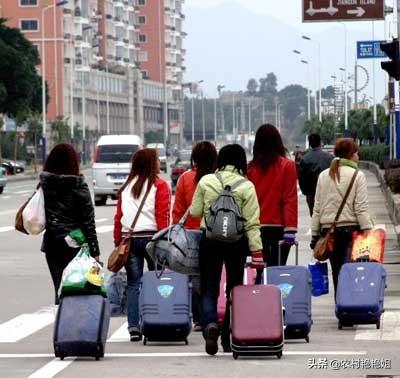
top-left (108, 322), bottom-right (129, 342)
top-left (0, 209), bottom-right (16, 216)
top-left (0, 196), bottom-right (11, 199)
top-left (0, 351), bottom-right (368, 359)
top-left (15, 190), bottom-right (32, 194)
top-left (0, 227), bottom-right (14, 233)
top-left (355, 311), bottom-right (400, 341)
top-left (96, 225), bottom-right (114, 233)
top-left (0, 307), bottom-right (55, 343)
top-left (21, 193), bottom-right (31, 197)
top-left (96, 218), bottom-right (108, 224)
top-left (27, 359), bottom-right (75, 378)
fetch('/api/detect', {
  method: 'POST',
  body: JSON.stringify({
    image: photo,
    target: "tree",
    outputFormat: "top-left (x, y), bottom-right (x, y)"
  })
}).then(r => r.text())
top-left (303, 115), bottom-right (335, 145)
top-left (246, 79), bottom-right (258, 96)
top-left (321, 86), bottom-right (335, 100)
top-left (51, 116), bottom-right (71, 143)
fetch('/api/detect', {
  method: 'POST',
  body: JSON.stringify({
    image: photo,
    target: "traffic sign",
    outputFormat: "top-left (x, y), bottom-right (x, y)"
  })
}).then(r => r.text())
top-left (357, 40), bottom-right (386, 59)
top-left (303, 0), bottom-right (385, 22)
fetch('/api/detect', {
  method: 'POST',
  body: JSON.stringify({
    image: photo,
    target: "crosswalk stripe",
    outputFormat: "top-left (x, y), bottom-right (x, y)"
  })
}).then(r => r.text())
top-left (0, 307), bottom-right (55, 343)
top-left (355, 310), bottom-right (400, 341)
top-left (0, 227), bottom-right (14, 233)
top-left (0, 196), bottom-right (11, 199)
top-left (15, 190), bottom-right (32, 194)
top-left (96, 225), bottom-right (114, 233)
top-left (27, 359), bottom-right (75, 378)
top-left (108, 322), bottom-right (129, 342)
top-left (96, 218), bottom-right (108, 224)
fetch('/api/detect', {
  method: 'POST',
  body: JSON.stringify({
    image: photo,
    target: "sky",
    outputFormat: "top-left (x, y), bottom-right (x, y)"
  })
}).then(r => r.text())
top-left (184, 0), bottom-right (398, 102)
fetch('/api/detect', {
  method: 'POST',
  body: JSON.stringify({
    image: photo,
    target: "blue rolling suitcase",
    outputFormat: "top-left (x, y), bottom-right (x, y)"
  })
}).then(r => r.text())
top-left (267, 242), bottom-right (313, 343)
top-left (139, 271), bottom-right (192, 345)
top-left (336, 262), bottom-right (386, 330)
top-left (53, 295), bottom-right (110, 360)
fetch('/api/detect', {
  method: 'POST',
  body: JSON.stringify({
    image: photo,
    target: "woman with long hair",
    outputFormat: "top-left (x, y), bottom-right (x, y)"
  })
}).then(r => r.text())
top-left (40, 143), bottom-right (100, 304)
top-left (172, 141), bottom-right (218, 332)
top-left (190, 144), bottom-right (262, 355)
top-left (248, 124), bottom-right (298, 276)
top-left (311, 138), bottom-right (372, 296)
top-left (113, 148), bottom-right (171, 341)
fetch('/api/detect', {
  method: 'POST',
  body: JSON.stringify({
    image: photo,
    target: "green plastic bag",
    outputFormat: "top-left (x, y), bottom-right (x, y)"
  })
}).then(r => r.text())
top-left (64, 228), bottom-right (86, 248)
top-left (60, 244), bottom-right (107, 297)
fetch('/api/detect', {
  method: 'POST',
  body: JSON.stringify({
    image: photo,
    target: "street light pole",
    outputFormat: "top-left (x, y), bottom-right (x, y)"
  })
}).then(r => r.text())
top-left (191, 95), bottom-right (195, 142)
top-left (106, 62), bottom-right (110, 134)
top-left (340, 23), bottom-right (349, 130)
top-left (41, 7), bottom-right (47, 162)
top-left (372, 21), bottom-right (377, 142)
top-left (301, 60), bottom-right (311, 121)
top-left (201, 91), bottom-right (206, 140)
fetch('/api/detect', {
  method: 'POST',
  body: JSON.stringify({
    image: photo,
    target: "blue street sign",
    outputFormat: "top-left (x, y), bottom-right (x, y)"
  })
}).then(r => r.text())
top-left (357, 40), bottom-right (386, 59)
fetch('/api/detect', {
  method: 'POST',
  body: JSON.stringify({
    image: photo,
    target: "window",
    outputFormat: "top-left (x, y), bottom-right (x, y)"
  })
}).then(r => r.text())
top-left (20, 0), bottom-right (38, 6)
top-left (138, 0), bottom-right (146, 5)
top-left (138, 51), bottom-right (148, 62)
top-left (138, 15), bottom-right (146, 25)
top-left (138, 34), bottom-right (147, 43)
top-left (20, 19), bottom-right (39, 31)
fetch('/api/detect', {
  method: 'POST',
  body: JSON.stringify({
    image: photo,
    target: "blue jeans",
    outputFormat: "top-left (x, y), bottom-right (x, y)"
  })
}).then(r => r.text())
top-left (124, 236), bottom-right (154, 332)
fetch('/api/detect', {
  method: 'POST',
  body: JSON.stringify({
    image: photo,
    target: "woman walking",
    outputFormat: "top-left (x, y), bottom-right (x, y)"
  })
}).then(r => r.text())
top-left (172, 141), bottom-right (218, 332)
top-left (190, 144), bottom-right (262, 355)
top-left (40, 144), bottom-right (100, 305)
top-left (248, 124), bottom-right (298, 277)
top-left (114, 148), bottom-right (171, 341)
top-left (311, 138), bottom-right (372, 296)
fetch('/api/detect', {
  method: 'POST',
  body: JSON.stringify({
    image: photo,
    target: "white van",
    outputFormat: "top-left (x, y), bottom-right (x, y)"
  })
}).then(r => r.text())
top-left (146, 143), bottom-right (167, 173)
top-left (92, 135), bottom-right (143, 206)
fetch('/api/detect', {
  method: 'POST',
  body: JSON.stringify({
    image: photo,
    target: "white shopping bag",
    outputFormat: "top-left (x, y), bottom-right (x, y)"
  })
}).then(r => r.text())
top-left (22, 187), bottom-right (46, 235)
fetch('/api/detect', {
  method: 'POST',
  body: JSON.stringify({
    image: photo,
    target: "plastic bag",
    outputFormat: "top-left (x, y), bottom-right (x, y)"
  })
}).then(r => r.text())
top-left (350, 228), bottom-right (386, 263)
top-left (64, 228), bottom-right (86, 248)
top-left (60, 244), bottom-right (107, 297)
top-left (22, 187), bottom-right (46, 235)
top-left (308, 261), bottom-right (329, 297)
top-left (105, 272), bottom-right (127, 317)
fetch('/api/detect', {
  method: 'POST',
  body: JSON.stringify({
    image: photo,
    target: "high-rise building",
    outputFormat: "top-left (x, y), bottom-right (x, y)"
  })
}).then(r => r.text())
top-left (0, 0), bottom-right (185, 146)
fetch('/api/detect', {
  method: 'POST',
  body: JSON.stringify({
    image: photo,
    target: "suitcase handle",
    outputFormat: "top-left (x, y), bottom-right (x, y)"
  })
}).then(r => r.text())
top-left (278, 240), bottom-right (299, 266)
top-left (243, 264), bottom-right (267, 285)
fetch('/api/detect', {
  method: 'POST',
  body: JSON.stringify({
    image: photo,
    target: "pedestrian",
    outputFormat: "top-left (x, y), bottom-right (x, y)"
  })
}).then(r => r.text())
top-left (113, 148), bottom-right (171, 342)
top-left (294, 145), bottom-right (303, 177)
top-left (190, 144), bottom-right (262, 355)
top-left (299, 134), bottom-right (333, 216)
top-left (39, 144), bottom-right (100, 305)
top-left (248, 124), bottom-right (298, 278)
top-left (172, 141), bottom-right (218, 332)
top-left (311, 138), bottom-right (372, 297)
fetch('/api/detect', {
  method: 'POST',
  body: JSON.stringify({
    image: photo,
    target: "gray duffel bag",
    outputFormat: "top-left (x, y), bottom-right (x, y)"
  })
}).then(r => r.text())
top-left (146, 210), bottom-right (202, 276)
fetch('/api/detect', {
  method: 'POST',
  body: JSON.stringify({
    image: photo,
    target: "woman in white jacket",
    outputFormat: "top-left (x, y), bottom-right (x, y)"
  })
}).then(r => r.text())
top-left (311, 138), bottom-right (372, 296)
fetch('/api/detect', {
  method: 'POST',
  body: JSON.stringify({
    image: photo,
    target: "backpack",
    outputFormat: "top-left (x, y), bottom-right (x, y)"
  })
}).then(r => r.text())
top-left (205, 172), bottom-right (247, 243)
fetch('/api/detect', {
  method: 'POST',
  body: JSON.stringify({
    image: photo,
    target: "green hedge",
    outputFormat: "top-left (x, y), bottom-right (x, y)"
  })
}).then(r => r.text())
top-left (359, 144), bottom-right (389, 166)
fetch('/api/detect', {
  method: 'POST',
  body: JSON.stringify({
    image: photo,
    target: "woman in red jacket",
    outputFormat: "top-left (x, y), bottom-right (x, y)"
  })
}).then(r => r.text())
top-left (114, 148), bottom-right (171, 342)
top-left (248, 124), bottom-right (298, 273)
top-left (172, 141), bottom-right (217, 332)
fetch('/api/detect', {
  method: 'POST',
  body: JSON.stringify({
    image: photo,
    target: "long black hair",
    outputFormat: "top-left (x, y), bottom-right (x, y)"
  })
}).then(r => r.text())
top-left (217, 144), bottom-right (247, 175)
top-left (251, 124), bottom-right (287, 171)
top-left (191, 141), bottom-right (217, 183)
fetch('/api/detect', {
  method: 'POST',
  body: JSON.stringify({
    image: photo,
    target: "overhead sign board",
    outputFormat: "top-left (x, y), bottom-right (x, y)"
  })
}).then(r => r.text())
top-left (303, 0), bottom-right (385, 22)
top-left (357, 40), bottom-right (386, 59)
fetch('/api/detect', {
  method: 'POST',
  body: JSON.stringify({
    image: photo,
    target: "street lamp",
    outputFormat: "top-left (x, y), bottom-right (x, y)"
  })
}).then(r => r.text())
top-left (190, 80), bottom-right (203, 142)
top-left (302, 35), bottom-right (322, 122)
top-left (41, 0), bottom-right (68, 162)
top-left (339, 22), bottom-right (348, 130)
top-left (215, 84), bottom-right (225, 146)
top-left (301, 59), bottom-right (311, 121)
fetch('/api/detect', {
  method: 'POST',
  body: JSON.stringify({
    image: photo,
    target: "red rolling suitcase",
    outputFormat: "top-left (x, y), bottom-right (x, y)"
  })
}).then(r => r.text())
top-left (231, 267), bottom-right (284, 360)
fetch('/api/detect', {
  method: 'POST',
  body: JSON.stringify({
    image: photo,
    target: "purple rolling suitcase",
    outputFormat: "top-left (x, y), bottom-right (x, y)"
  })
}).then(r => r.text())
top-left (336, 262), bottom-right (386, 329)
top-left (267, 242), bottom-right (312, 342)
top-left (231, 267), bottom-right (284, 359)
top-left (53, 295), bottom-right (110, 360)
top-left (139, 271), bottom-right (192, 345)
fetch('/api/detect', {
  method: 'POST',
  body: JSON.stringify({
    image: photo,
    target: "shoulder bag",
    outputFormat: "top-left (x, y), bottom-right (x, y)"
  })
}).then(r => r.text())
top-left (313, 169), bottom-right (359, 262)
top-left (107, 185), bottom-right (152, 272)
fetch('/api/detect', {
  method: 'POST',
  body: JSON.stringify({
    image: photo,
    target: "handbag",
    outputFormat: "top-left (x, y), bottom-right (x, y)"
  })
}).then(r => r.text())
top-left (146, 209), bottom-right (202, 276)
top-left (22, 187), bottom-right (46, 235)
top-left (107, 186), bottom-right (151, 273)
top-left (313, 169), bottom-right (359, 261)
top-left (15, 187), bottom-right (39, 234)
top-left (308, 260), bottom-right (329, 296)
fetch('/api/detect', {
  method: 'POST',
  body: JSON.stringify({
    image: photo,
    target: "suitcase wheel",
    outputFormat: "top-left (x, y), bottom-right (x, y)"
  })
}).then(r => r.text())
top-left (95, 355), bottom-right (100, 361)
top-left (376, 321), bottom-right (381, 330)
top-left (338, 322), bottom-right (342, 330)
top-left (305, 336), bottom-right (310, 343)
top-left (277, 352), bottom-right (282, 359)
top-left (184, 339), bottom-right (189, 345)
top-left (232, 352), bottom-right (238, 360)
top-left (143, 337), bottom-right (147, 346)
top-left (59, 355), bottom-right (64, 361)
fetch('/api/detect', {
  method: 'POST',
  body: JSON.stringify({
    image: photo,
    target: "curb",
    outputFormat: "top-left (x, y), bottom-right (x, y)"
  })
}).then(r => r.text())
top-left (359, 160), bottom-right (400, 245)
top-left (6, 174), bottom-right (38, 183)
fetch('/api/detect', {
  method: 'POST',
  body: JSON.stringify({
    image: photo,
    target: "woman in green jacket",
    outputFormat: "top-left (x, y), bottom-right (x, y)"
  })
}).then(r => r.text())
top-left (190, 144), bottom-right (262, 355)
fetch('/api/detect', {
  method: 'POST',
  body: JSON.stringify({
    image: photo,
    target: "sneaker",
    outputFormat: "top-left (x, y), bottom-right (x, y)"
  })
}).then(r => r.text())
top-left (129, 328), bottom-right (142, 342)
top-left (193, 323), bottom-right (202, 332)
top-left (205, 323), bottom-right (219, 356)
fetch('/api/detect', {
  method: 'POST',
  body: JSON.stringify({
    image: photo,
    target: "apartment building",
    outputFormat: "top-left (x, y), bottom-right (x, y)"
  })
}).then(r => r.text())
top-left (1, 0), bottom-right (186, 145)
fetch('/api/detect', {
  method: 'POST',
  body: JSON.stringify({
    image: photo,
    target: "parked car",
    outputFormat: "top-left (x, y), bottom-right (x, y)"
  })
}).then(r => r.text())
top-left (170, 150), bottom-right (192, 191)
top-left (92, 134), bottom-right (143, 206)
top-left (2, 160), bottom-right (25, 175)
top-left (0, 166), bottom-right (7, 194)
top-left (146, 143), bottom-right (167, 173)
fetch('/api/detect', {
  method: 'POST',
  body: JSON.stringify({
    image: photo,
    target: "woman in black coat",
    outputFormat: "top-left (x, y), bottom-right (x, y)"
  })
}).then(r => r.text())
top-left (39, 144), bottom-right (100, 304)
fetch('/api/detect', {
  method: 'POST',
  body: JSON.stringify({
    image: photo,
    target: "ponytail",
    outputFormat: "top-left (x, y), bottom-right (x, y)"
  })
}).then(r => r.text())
top-left (329, 158), bottom-right (341, 182)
